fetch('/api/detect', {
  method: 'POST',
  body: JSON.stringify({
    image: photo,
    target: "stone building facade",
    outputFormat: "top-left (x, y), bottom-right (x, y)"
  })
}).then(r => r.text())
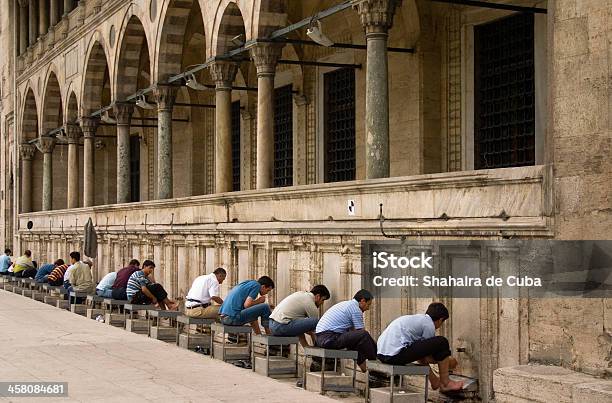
top-left (0, 0), bottom-right (609, 401)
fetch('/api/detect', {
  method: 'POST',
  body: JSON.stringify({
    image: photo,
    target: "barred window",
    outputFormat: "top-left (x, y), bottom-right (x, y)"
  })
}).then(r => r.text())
top-left (324, 68), bottom-right (355, 183)
top-left (274, 85), bottom-right (293, 187)
top-left (474, 13), bottom-right (535, 169)
top-left (231, 101), bottom-right (241, 191)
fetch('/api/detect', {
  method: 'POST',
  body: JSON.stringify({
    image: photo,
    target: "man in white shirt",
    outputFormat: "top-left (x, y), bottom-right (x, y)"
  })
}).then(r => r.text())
top-left (185, 268), bottom-right (226, 319)
top-left (377, 302), bottom-right (463, 393)
top-left (96, 271), bottom-right (118, 298)
top-left (269, 285), bottom-right (330, 347)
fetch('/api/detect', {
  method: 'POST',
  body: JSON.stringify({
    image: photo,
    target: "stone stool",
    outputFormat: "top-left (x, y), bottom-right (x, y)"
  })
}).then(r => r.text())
top-left (68, 291), bottom-right (89, 315)
top-left (86, 295), bottom-right (105, 319)
top-left (365, 360), bottom-right (430, 403)
top-left (251, 334), bottom-right (299, 378)
top-left (210, 322), bottom-right (252, 362)
top-left (103, 299), bottom-right (128, 327)
top-left (148, 310), bottom-right (181, 341)
top-left (303, 346), bottom-right (358, 395)
top-left (124, 303), bottom-right (156, 334)
top-left (176, 315), bottom-right (215, 350)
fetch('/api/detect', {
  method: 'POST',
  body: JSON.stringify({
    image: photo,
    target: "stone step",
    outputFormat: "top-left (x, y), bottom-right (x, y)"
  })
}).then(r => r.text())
top-left (21, 289), bottom-right (33, 298)
top-left (105, 313), bottom-right (126, 327)
top-left (125, 318), bottom-right (150, 334)
top-left (56, 300), bottom-right (70, 310)
top-left (305, 371), bottom-right (355, 394)
top-left (254, 356), bottom-right (297, 378)
top-left (178, 332), bottom-right (211, 350)
top-left (150, 326), bottom-right (176, 342)
top-left (31, 291), bottom-right (45, 302)
top-left (44, 295), bottom-right (60, 306)
top-left (86, 308), bottom-right (105, 320)
top-left (70, 304), bottom-right (87, 316)
top-left (369, 388), bottom-right (423, 403)
top-left (12, 287), bottom-right (24, 294)
top-left (212, 342), bottom-right (250, 361)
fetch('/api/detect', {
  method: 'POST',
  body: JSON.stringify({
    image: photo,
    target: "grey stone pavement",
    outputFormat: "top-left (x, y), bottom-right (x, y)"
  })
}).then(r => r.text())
top-left (0, 290), bottom-right (337, 403)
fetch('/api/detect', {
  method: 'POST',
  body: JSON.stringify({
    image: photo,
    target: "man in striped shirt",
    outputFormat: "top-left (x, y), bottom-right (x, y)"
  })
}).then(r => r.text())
top-left (126, 260), bottom-right (177, 310)
top-left (315, 289), bottom-right (377, 372)
top-left (47, 262), bottom-right (70, 286)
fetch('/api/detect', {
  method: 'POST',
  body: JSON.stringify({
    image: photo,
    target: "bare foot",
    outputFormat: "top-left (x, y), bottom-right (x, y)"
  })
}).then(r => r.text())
top-left (440, 379), bottom-right (464, 393)
top-left (429, 374), bottom-right (440, 390)
top-left (167, 302), bottom-right (179, 311)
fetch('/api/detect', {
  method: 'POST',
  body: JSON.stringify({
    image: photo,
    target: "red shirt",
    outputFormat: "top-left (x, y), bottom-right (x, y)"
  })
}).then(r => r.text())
top-left (112, 265), bottom-right (140, 289)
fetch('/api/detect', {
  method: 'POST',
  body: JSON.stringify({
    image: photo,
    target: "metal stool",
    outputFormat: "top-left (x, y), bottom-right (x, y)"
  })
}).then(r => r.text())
top-left (251, 334), bottom-right (299, 377)
top-left (365, 360), bottom-right (430, 403)
top-left (210, 322), bottom-right (252, 362)
top-left (303, 346), bottom-right (358, 395)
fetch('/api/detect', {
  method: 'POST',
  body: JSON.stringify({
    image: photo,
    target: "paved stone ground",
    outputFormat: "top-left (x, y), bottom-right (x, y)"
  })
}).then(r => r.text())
top-left (0, 290), bottom-right (337, 403)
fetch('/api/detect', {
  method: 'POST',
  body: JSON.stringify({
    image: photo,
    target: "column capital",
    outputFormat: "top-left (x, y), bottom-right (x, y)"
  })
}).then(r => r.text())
top-left (248, 43), bottom-right (284, 77)
top-left (352, 0), bottom-right (401, 35)
top-left (153, 83), bottom-right (179, 112)
top-left (79, 116), bottom-right (100, 137)
top-left (209, 62), bottom-right (239, 90)
top-left (36, 136), bottom-right (56, 153)
top-left (113, 102), bottom-right (134, 125)
top-left (18, 0), bottom-right (29, 7)
top-left (64, 122), bottom-right (82, 144)
top-left (20, 143), bottom-right (36, 160)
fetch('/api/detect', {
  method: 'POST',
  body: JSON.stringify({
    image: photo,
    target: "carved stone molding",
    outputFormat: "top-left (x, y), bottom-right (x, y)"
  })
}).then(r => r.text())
top-left (36, 136), bottom-right (56, 154)
top-left (113, 102), bottom-right (134, 125)
top-left (209, 62), bottom-right (239, 91)
top-left (352, 0), bottom-right (401, 35)
top-left (64, 122), bottom-right (82, 144)
top-left (249, 43), bottom-right (284, 77)
top-left (19, 144), bottom-right (36, 160)
top-left (153, 84), bottom-right (179, 112)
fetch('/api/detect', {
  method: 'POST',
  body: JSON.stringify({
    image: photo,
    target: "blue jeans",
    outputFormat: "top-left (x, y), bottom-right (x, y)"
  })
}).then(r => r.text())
top-left (222, 304), bottom-right (271, 328)
top-left (96, 288), bottom-right (113, 298)
top-left (270, 317), bottom-right (318, 337)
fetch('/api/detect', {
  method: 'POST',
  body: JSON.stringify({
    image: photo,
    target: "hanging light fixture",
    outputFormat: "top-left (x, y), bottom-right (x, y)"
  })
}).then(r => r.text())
top-left (101, 110), bottom-right (116, 124)
top-left (135, 95), bottom-right (156, 110)
top-left (185, 73), bottom-right (210, 91)
top-left (307, 20), bottom-right (334, 47)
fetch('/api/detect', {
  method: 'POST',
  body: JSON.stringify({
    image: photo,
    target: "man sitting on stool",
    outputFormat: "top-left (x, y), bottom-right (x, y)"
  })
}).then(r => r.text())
top-left (269, 285), bottom-right (330, 347)
top-left (126, 260), bottom-right (178, 310)
top-left (315, 289), bottom-right (377, 372)
top-left (185, 267), bottom-right (227, 319)
top-left (377, 302), bottom-right (463, 393)
top-left (219, 276), bottom-right (275, 335)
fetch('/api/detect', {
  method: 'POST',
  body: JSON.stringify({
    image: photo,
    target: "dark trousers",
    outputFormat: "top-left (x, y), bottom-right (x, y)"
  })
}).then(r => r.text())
top-left (378, 336), bottom-right (451, 365)
top-left (48, 277), bottom-right (63, 286)
top-left (131, 284), bottom-right (168, 305)
top-left (316, 329), bottom-right (377, 365)
top-left (111, 288), bottom-right (127, 301)
top-left (20, 268), bottom-right (37, 279)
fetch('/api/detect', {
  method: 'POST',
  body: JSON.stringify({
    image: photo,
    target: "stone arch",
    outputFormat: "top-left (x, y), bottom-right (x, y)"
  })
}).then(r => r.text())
top-left (156, 0), bottom-right (207, 82)
top-left (82, 37), bottom-right (112, 116)
top-left (213, 1), bottom-right (247, 56)
top-left (21, 87), bottom-right (39, 141)
top-left (115, 13), bottom-right (151, 100)
top-left (41, 71), bottom-right (63, 135)
top-left (66, 91), bottom-right (79, 123)
top-left (251, 0), bottom-right (287, 39)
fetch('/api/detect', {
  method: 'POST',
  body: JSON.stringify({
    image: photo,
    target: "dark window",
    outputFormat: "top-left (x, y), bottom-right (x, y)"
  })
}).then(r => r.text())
top-left (324, 68), bottom-right (355, 183)
top-left (274, 85), bottom-right (293, 187)
top-left (129, 135), bottom-right (140, 202)
top-left (231, 101), bottom-right (241, 191)
top-left (474, 12), bottom-right (535, 169)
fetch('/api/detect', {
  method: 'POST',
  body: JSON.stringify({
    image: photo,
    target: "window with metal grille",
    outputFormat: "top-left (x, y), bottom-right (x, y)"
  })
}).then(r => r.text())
top-left (231, 101), bottom-right (241, 191)
top-left (324, 68), bottom-right (355, 183)
top-left (274, 85), bottom-right (293, 187)
top-left (474, 13), bottom-right (535, 169)
top-left (129, 135), bottom-right (140, 202)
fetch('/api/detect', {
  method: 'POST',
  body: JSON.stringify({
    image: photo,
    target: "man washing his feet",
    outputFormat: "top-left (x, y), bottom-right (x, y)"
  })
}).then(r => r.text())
top-left (376, 302), bottom-right (463, 393)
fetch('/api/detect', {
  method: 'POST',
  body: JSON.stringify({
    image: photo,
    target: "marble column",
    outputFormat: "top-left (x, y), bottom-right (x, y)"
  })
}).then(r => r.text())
top-left (38, 0), bottom-right (48, 37)
top-left (65, 123), bottom-right (81, 208)
top-left (50, 0), bottom-right (60, 26)
top-left (19, 1), bottom-right (27, 54)
top-left (210, 62), bottom-right (238, 193)
top-left (113, 102), bottom-right (134, 204)
top-left (36, 136), bottom-right (56, 211)
top-left (80, 117), bottom-right (99, 207)
top-left (249, 43), bottom-right (284, 190)
top-left (353, 0), bottom-right (400, 179)
top-left (153, 84), bottom-right (178, 200)
top-left (28, 0), bottom-right (36, 46)
top-left (63, 0), bottom-right (73, 17)
top-left (20, 144), bottom-right (36, 213)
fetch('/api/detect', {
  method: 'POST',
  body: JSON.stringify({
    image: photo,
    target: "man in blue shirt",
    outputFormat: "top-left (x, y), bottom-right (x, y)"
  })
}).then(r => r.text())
top-left (315, 289), bottom-right (377, 372)
top-left (0, 249), bottom-right (12, 274)
top-left (35, 259), bottom-right (64, 283)
top-left (219, 276), bottom-right (275, 335)
top-left (377, 303), bottom-right (463, 393)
